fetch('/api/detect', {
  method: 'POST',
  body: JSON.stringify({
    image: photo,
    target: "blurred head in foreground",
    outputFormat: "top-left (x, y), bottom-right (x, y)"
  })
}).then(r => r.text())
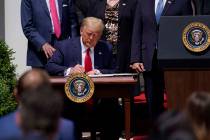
top-left (17, 86), bottom-right (62, 140)
top-left (14, 69), bottom-right (63, 139)
top-left (150, 110), bottom-right (196, 140)
top-left (14, 69), bottom-right (51, 101)
top-left (186, 91), bottom-right (210, 140)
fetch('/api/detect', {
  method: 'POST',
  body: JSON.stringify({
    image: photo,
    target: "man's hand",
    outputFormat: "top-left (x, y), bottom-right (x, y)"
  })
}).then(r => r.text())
top-left (130, 63), bottom-right (145, 72)
top-left (42, 43), bottom-right (56, 59)
top-left (70, 64), bottom-right (85, 74)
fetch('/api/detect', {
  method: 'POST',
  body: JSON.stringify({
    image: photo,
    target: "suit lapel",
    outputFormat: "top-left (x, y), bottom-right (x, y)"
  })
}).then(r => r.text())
top-left (162, 0), bottom-right (175, 15)
top-left (119, 0), bottom-right (127, 21)
top-left (40, 0), bottom-right (50, 18)
top-left (58, 0), bottom-right (63, 21)
top-left (72, 38), bottom-right (82, 64)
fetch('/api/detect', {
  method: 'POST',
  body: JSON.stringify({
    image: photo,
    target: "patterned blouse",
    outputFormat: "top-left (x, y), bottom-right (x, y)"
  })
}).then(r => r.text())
top-left (104, 2), bottom-right (119, 54)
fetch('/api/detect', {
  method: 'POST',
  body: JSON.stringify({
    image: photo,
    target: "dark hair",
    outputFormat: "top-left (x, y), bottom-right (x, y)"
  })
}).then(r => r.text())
top-left (187, 91), bottom-right (210, 129)
top-left (16, 69), bottom-right (50, 97)
top-left (19, 86), bottom-right (63, 137)
top-left (168, 130), bottom-right (196, 140)
top-left (150, 110), bottom-right (195, 140)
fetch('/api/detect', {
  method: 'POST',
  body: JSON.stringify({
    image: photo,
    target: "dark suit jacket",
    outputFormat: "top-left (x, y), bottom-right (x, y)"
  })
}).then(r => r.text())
top-left (21, 0), bottom-right (78, 67)
top-left (74, 0), bottom-right (97, 24)
top-left (0, 111), bottom-right (75, 140)
top-left (202, 0), bottom-right (210, 14)
top-left (88, 0), bottom-right (137, 72)
top-left (193, 0), bottom-right (210, 15)
top-left (45, 37), bottom-right (114, 76)
top-left (131, 0), bottom-right (193, 71)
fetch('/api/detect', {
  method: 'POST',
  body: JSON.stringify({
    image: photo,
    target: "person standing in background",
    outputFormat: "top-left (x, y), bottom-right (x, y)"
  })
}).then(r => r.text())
top-left (21, 0), bottom-right (78, 68)
top-left (130, 0), bottom-right (193, 119)
top-left (74, 0), bottom-right (97, 24)
top-left (87, 1), bottom-right (138, 138)
top-left (88, 0), bottom-right (138, 73)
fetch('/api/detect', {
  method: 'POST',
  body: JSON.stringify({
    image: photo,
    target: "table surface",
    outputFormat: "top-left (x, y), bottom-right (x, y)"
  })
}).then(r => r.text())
top-left (50, 75), bottom-right (138, 84)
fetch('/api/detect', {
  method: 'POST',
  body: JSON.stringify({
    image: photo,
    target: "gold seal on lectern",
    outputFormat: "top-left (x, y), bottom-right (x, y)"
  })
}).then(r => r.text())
top-left (65, 73), bottom-right (94, 103)
top-left (182, 22), bottom-right (210, 52)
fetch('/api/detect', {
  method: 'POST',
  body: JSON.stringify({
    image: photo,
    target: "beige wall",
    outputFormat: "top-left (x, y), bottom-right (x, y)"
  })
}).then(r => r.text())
top-left (5, 0), bottom-right (30, 77)
top-left (0, 0), bottom-right (5, 40)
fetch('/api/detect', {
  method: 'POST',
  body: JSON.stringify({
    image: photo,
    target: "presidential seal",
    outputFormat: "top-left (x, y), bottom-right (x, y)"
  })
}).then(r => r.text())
top-left (182, 22), bottom-right (210, 52)
top-left (65, 73), bottom-right (94, 103)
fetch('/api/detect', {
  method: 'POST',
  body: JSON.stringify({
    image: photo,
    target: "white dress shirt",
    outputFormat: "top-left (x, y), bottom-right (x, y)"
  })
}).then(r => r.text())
top-left (45, 0), bottom-right (60, 33)
top-left (64, 37), bottom-right (101, 76)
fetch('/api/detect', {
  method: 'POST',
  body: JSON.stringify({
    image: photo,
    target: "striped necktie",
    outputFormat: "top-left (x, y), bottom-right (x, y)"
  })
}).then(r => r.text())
top-left (156, 0), bottom-right (164, 23)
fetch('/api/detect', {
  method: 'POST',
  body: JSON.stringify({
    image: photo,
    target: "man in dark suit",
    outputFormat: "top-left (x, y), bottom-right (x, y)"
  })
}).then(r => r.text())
top-left (130, 0), bottom-right (193, 119)
top-left (45, 17), bottom-right (114, 76)
top-left (88, 0), bottom-right (138, 73)
top-left (21, 0), bottom-right (78, 68)
top-left (46, 17), bottom-right (122, 140)
top-left (0, 69), bottom-right (75, 140)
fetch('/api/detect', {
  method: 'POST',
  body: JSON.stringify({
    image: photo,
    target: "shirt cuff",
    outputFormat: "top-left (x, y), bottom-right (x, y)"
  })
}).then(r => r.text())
top-left (94, 69), bottom-right (101, 75)
top-left (64, 67), bottom-right (72, 76)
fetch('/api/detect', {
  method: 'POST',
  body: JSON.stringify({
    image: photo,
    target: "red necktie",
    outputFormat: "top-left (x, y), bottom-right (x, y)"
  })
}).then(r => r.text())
top-left (84, 48), bottom-right (94, 108)
top-left (49, 0), bottom-right (61, 38)
top-left (84, 48), bottom-right (92, 72)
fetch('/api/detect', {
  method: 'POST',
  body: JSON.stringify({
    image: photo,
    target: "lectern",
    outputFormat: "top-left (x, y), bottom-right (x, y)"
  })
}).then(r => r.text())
top-left (158, 15), bottom-right (210, 110)
top-left (50, 74), bottom-right (137, 140)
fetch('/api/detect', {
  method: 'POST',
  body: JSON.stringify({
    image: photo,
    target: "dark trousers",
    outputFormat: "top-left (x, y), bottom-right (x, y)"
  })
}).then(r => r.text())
top-left (143, 50), bottom-right (165, 119)
top-left (62, 97), bottom-right (123, 140)
top-left (95, 98), bottom-right (123, 140)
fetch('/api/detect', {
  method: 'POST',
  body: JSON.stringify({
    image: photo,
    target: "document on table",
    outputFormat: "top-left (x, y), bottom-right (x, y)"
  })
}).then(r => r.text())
top-left (88, 73), bottom-right (138, 78)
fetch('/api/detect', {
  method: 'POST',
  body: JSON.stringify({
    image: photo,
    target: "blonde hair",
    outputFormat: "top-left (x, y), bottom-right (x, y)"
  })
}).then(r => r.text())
top-left (80, 17), bottom-right (104, 33)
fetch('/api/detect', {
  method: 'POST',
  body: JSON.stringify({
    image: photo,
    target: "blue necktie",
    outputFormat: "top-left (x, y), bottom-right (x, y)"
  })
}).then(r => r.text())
top-left (156, 0), bottom-right (164, 23)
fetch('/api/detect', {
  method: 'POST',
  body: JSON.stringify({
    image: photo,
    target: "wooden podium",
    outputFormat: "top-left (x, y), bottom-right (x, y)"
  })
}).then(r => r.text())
top-left (50, 75), bottom-right (138, 140)
top-left (164, 69), bottom-right (210, 109)
top-left (158, 16), bottom-right (210, 110)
